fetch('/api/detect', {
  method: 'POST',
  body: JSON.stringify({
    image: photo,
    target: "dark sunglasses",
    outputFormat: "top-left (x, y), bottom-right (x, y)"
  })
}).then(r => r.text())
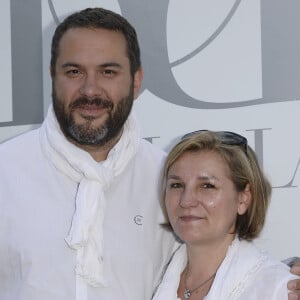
top-left (181, 130), bottom-right (248, 155)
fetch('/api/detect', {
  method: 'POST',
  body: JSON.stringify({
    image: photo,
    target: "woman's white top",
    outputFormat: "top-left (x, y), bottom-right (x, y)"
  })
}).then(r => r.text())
top-left (153, 237), bottom-right (298, 300)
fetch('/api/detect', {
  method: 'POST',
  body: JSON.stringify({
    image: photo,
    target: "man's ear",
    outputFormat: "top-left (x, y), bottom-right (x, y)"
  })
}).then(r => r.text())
top-left (133, 67), bottom-right (144, 100)
top-left (237, 183), bottom-right (252, 215)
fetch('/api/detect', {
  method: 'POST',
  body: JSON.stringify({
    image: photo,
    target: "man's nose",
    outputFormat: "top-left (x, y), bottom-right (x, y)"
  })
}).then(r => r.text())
top-left (79, 73), bottom-right (103, 98)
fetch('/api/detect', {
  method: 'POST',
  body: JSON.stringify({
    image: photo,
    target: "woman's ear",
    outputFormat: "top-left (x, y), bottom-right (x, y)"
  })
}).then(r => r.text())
top-left (237, 183), bottom-right (252, 215)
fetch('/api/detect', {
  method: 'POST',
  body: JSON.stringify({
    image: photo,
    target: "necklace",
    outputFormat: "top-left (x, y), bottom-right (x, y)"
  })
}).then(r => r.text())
top-left (183, 267), bottom-right (216, 299)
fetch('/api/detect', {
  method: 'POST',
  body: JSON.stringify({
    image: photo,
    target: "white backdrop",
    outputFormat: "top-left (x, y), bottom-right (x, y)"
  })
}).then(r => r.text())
top-left (1, 0), bottom-right (299, 260)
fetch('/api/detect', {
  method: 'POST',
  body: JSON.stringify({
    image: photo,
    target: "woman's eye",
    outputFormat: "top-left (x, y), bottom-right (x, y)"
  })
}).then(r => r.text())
top-left (169, 182), bottom-right (183, 189)
top-left (202, 183), bottom-right (215, 189)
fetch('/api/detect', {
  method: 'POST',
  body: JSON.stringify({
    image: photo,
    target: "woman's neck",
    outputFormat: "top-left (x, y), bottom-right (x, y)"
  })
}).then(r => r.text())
top-left (186, 235), bottom-right (234, 277)
top-left (178, 235), bottom-right (235, 299)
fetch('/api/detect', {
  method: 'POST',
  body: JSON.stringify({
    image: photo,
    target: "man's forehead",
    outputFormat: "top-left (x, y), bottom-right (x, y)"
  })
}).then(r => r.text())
top-left (57, 27), bottom-right (129, 63)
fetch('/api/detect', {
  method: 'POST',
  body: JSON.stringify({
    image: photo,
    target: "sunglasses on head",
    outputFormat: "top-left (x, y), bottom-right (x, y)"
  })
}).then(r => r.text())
top-left (181, 130), bottom-right (248, 155)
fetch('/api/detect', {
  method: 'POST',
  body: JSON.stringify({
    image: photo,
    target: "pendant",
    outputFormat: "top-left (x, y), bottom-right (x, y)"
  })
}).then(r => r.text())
top-left (184, 288), bottom-right (191, 299)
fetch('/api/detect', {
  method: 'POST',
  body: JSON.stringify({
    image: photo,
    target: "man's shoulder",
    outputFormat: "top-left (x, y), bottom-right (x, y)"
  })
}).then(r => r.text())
top-left (0, 128), bottom-right (40, 157)
top-left (138, 138), bottom-right (167, 161)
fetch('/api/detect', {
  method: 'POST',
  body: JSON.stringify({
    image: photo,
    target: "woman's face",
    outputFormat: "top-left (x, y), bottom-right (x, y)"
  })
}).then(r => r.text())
top-left (165, 150), bottom-right (250, 246)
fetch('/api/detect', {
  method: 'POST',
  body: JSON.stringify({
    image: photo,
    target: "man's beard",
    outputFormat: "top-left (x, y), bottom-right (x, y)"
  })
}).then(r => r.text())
top-left (52, 85), bottom-right (134, 147)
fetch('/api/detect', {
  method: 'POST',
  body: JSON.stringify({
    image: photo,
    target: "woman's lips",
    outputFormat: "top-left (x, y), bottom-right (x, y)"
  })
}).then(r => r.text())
top-left (179, 215), bottom-right (203, 222)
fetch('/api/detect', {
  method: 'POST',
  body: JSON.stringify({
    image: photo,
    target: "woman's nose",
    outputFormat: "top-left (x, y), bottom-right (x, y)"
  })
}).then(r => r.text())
top-left (179, 189), bottom-right (199, 208)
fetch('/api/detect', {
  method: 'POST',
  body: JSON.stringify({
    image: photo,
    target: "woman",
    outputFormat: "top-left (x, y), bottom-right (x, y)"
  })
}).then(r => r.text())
top-left (153, 130), bottom-right (299, 300)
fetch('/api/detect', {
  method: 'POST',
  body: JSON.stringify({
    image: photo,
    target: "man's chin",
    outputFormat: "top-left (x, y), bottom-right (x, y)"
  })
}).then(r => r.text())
top-left (68, 126), bottom-right (108, 146)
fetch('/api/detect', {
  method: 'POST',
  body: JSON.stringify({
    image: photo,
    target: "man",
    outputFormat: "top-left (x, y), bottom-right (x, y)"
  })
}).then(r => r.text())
top-left (0, 7), bottom-right (175, 300)
top-left (0, 7), bottom-right (299, 300)
top-left (289, 263), bottom-right (300, 299)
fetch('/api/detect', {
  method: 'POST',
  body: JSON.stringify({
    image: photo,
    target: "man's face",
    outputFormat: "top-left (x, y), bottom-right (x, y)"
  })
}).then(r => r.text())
top-left (52, 27), bottom-right (142, 147)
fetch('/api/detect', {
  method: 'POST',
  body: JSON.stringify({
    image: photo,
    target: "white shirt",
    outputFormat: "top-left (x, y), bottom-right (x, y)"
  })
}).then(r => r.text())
top-left (0, 128), bottom-right (176, 300)
top-left (153, 237), bottom-right (299, 300)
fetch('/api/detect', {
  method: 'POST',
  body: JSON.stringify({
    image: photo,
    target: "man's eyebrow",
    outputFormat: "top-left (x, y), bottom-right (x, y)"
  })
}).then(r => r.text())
top-left (60, 62), bottom-right (122, 69)
top-left (100, 62), bottom-right (122, 68)
top-left (61, 62), bottom-right (81, 68)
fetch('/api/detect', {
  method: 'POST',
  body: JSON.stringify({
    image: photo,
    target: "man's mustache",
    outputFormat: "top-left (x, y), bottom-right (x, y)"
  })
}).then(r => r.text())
top-left (69, 97), bottom-right (114, 110)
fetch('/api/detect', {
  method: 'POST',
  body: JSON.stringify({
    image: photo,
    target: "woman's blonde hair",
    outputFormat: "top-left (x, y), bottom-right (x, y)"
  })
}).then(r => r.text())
top-left (161, 130), bottom-right (272, 240)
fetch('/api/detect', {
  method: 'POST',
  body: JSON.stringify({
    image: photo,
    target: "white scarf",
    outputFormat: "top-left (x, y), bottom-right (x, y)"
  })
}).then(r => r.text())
top-left (39, 105), bottom-right (140, 287)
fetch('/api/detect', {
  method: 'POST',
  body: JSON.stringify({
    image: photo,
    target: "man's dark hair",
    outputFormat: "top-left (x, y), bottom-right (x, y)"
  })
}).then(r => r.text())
top-left (50, 7), bottom-right (141, 77)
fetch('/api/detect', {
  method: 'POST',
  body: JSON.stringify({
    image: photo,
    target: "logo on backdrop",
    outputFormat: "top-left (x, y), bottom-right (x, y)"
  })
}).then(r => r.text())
top-left (3, 0), bottom-right (300, 126)
top-left (118, 0), bottom-right (300, 109)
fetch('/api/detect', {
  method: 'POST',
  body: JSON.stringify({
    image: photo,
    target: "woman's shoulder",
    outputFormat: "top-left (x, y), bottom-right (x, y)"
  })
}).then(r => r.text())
top-left (239, 262), bottom-right (297, 299)
top-left (212, 238), bottom-right (297, 299)
top-left (236, 242), bottom-right (298, 299)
